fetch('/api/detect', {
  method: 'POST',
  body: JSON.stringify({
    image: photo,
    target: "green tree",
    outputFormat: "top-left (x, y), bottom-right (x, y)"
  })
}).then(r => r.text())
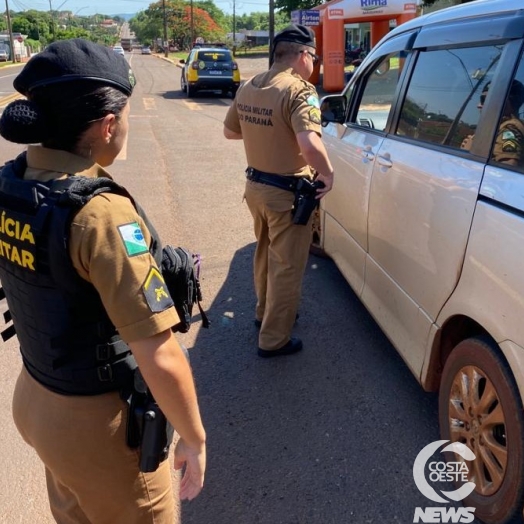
top-left (234, 11), bottom-right (289, 31)
top-left (195, 0), bottom-right (228, 31)
top-left (130, 11), bottom-right (162, 47)
top-left (54, 27), bottom-right (91, 41)
top-left (11, 10), bottom-right (53, 45)
top-left (274, 0), bottom-right (325, 17)
top-left (130, 1), bottom-right (224, 50)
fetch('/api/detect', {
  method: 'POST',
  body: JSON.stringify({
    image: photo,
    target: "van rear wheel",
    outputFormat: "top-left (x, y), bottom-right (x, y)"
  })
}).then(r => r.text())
top-left (439, 337), bottom-right (524, 524)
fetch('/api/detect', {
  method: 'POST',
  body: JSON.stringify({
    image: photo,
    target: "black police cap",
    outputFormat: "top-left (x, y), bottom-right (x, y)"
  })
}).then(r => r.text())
top-left (14, 39), bottom-right (136, 96)
top-left (273, 24), bottom-right (316, 48)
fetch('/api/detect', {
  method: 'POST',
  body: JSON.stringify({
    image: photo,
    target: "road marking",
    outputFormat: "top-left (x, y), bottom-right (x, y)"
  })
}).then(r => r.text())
top-left (0, 93), bottom-right (22, 108)
top-left (182, 100), bottom-right (203, 111)
top-left (143, 97), bottom-right (156, 110)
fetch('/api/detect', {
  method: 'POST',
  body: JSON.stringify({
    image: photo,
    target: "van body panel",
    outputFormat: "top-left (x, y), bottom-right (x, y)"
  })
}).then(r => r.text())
top-left (361, 254), bottom-right (433, 376)
top-left (480, 165), bottom-right (524, 213)
top-left (322, 213), bottom-right (366, 298)
top-left (322, 125), bottom-right (383, 254)
top-left (499, 340), bottom-right (524, 406)
top-left (438, 201), bottom-right (524, 349)
top-left (367, 138), bottom-right (484, 324)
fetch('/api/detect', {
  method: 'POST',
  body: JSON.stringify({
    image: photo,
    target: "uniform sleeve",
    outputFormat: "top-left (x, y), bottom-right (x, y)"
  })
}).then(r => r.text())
top-left (68, 192), bottom-right (180, 343)
top-left (493, 119), bottom-right (524, 164)
top-left (224, 97), bottom-right (242, 134)
top-left (289, 82), bottom-right (323, 136)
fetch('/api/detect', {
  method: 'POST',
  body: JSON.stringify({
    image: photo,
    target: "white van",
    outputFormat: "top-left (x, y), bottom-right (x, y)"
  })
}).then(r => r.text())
top-left (319, 1), bottom-right (524, 523)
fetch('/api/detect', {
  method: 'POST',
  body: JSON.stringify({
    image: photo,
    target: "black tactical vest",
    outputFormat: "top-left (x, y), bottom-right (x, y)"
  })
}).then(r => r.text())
top-left (0, 152), bottom-right (163, 395)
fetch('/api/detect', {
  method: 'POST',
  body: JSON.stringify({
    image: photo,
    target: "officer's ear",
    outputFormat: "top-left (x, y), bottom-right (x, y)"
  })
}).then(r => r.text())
top-left (98, 113), bottom-right (118, 145)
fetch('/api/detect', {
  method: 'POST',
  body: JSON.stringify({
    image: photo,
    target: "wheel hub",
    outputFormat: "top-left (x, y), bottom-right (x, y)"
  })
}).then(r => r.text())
top-left (471, 418), bottom-right (480, 439)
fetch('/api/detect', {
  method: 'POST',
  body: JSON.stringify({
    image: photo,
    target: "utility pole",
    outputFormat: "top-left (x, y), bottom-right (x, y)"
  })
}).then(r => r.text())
top-left (268, 0), bottom-right (274, 67)
top-left (190, 0), bottom-right (194, 45)
top-left (48, 0), bottom-right (56, 40)
top-left (162, 0), bottom-right (168, 57)
top-left (4, 0), bottom-right (15, 64)
top-left (232, 0), bottom-right (236, 56)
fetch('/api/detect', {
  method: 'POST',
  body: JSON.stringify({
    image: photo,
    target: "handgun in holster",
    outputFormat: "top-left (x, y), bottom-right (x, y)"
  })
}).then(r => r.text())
top-left (126, 370), bottom-right (174, 473)
top-left (291, 178), bottom-right (325, 225)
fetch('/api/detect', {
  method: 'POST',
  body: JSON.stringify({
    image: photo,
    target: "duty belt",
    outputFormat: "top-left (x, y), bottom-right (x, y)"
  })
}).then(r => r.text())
top-left (245, 167), bottom-right (301, 192)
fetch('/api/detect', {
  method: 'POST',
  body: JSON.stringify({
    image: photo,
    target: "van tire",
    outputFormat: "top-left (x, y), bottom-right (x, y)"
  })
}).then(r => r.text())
top-left (439, 337), bottom-right (524, 524)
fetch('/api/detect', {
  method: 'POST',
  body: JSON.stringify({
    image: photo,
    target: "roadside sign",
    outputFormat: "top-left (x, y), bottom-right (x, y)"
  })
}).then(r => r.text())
top-left (291, 10), bottom-right (320, 26)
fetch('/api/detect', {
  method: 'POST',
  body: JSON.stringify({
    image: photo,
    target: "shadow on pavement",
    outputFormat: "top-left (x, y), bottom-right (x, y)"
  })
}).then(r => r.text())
top-left (181, 242), bottom-right (464, 524)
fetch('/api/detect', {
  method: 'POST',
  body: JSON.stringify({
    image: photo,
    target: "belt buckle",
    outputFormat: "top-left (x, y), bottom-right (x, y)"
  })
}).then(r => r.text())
top-left (97, 364), bottom-right (113, 382)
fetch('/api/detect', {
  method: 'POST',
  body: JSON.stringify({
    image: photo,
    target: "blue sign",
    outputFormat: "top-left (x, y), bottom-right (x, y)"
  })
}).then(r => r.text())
top-left (290, 10), bottom-right (320, 26)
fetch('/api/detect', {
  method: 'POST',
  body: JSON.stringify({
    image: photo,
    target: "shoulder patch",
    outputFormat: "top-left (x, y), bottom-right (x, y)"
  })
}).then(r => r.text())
top-left (502, 130), bottom-right (516, 141)
top-left (306, 95), bottom-right (320, 109)
top-left (118, 222), bottom-right (149, 256)
top-left (142, 266), bottom-right (174, 313)
top-left (309, 107), bottom-right (321, 125)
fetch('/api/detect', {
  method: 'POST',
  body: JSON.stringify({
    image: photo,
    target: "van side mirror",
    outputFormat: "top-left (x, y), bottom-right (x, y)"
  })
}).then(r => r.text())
top-left (179, 59), bottom-right (186, 64)
top-left (320, 95), bottom-right (347, 126)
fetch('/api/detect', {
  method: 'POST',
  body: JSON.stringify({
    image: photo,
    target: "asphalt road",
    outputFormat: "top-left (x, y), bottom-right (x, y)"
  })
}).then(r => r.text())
top-left (0, 51), bottom-right (486, 524)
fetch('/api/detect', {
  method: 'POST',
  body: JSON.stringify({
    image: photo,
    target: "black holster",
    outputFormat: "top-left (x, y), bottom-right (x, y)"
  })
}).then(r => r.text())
top-left (125, 370), bottom-right (174, 472)
top-left (292, 179), bottom-right (324, 225)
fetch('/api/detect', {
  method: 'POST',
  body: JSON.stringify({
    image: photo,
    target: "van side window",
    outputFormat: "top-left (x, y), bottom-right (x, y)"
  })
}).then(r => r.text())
top-left (351, 53), bottom-right (404, 131)
top-left (490, 59), bottom-right (524, 170)
top-left (396, 45), bottom-right (503, 149)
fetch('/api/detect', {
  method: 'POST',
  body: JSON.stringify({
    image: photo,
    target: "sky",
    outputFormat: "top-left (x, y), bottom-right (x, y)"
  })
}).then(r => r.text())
top-left (14, 0), bottom-right (269, 17)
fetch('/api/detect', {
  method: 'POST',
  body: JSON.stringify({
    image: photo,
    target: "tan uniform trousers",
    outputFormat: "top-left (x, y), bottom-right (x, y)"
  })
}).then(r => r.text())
top-left (12, 366), bottom-right (178, 524)
top-left (244, 180), bottom-right (314, 350)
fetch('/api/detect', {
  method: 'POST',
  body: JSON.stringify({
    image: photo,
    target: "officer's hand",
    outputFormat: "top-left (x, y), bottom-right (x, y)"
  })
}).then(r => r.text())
top-left (174, 438), bottom-right (206, 500)
top-left (315, 172), bottom-right (334, 199)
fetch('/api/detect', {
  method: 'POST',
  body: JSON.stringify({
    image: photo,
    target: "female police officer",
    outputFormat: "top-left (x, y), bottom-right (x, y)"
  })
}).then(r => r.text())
top-left (0, 39), bottom-right (206, 523)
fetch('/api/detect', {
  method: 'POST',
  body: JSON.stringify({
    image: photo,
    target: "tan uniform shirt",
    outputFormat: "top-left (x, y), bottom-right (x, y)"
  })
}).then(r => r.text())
top-left (224, 63), bottom-right (322, 176)
top-left (25, 146), bottom-right (179, 343)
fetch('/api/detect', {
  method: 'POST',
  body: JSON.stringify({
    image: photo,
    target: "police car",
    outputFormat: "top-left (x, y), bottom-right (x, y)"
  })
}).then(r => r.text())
top-left (179, 42), bottom-right (241, 98)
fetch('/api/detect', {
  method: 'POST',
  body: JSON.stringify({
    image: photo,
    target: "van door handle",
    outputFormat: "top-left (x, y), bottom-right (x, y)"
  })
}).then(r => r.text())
top-left (376, 152), bottom-right (392, 169)
top-left (360, 145), bottom-right (375, 163)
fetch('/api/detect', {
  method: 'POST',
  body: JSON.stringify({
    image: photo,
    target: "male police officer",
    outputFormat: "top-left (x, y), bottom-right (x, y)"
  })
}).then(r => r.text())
top-left (223, 25), bottom-right (334, 357)
top-left (461, 80), bottom-right (524, 167)
top-left (492, 80), bottom-right (524, 166)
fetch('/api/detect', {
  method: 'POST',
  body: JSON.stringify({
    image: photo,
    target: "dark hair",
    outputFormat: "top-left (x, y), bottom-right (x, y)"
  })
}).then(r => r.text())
top-left (273, 41), bottom-right (306, 64)
top-left (508, 80), bottom-right (524, 112)
top-left (0, 81), bottom-right (128, 150)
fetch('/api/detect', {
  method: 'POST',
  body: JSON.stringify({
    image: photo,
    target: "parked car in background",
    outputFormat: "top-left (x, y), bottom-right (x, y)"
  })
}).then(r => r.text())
top-left (179, 43), bottom-right (240, 98)
top-left (112, 45), bottom-right (125, 56)
top-left (141, 46), bottom-right (151, 55)
top-left (319, 1), bottom-right (524, 523)
top-left (0, 49), bottom-right (8, 62)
